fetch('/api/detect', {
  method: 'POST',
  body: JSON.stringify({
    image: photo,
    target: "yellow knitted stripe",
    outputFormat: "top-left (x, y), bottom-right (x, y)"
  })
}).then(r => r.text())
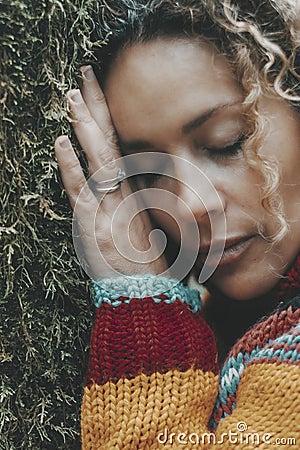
top-left (81, 367), bottom-right (218, 450)
top-left (214, 362), bottom-right (300, 449)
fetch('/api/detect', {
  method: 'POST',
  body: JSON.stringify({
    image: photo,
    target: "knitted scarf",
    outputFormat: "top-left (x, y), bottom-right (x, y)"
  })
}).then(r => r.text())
top-left (275, 254), bottom-right (300, 301)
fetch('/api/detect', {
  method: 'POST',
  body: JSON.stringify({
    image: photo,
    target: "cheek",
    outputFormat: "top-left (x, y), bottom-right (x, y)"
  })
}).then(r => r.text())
top-left (216, 162), bottom-right (265, 220)
top-left (258, 128), bottom-right (300, 232)
top-left (270, 143), bottom-right (300, 221)
top-left (279, 176), bottom-right (300, 243)
top-left (258, 97), bottom-right (300, 215)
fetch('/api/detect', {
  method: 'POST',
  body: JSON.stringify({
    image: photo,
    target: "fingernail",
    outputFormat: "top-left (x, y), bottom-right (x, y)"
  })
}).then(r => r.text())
top-left (58, 136), bottom-right (70, 149)
top-left (81, 65), bottom-right (96, 81)
top-left (68, 89), bottom-right (82, 104)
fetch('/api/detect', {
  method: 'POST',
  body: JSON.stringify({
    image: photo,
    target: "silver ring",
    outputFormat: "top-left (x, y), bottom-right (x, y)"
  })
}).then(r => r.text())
top-left (93, 168), bottom-right (126, 193)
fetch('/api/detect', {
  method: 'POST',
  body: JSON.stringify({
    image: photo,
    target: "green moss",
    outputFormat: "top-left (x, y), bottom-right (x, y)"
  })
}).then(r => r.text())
top-left (0, 1), bottom-right (101, 447)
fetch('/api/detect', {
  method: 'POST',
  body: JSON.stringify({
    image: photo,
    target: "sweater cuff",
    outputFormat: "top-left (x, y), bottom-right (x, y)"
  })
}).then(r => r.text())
top-left (86, 274), bottom-right (218, 385)
top-left (91, 274), bottom-right (202, 312)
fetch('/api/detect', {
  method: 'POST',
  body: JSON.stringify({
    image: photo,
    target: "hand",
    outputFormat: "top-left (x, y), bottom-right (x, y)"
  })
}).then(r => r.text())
top-left (54, 65), bottom-right (167, 280)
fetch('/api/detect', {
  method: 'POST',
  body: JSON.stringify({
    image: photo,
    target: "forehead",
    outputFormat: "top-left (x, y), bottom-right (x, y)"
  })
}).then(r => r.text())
top-left (104, 38), bottom-right (242, 141)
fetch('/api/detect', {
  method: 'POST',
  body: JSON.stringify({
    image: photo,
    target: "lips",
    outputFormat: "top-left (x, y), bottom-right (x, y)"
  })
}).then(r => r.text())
top-left (199, 234), bottom-right (256, 267)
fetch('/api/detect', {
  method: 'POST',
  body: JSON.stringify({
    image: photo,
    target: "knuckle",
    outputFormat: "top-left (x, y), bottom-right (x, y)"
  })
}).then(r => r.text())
top-left (100, 147), bottom-right (116, 166)
top-left (75, 179), bottom-right (89, 197)
top-left (94, 90), bottom-right (107, 106)
top-left (64, 158), bottom-right (81, 173)
top-left (106, 131), bottom-right (118, 147)
top-left (72, 112), bottom-right (94, 126)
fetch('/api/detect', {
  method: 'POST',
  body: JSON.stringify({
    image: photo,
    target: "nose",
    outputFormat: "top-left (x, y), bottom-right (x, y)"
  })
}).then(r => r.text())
top-left (176, 164), bottom-right (226, 223)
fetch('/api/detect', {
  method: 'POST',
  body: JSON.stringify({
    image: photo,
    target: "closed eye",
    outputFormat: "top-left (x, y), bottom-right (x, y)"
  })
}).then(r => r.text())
top-left (203, 133), bottom-right (246, 159)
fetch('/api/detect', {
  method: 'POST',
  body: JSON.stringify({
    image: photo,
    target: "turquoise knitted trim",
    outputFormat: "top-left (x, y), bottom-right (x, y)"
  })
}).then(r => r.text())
top-left (91, 274), bottom-right (202, 313)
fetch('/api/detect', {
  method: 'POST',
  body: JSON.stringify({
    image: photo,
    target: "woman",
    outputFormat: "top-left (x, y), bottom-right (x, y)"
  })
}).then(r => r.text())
top-left (55, 0), bottom-right (300, 448)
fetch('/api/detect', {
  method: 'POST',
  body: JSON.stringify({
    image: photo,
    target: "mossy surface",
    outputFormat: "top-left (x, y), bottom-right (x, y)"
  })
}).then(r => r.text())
top-left (0, 1), bottom-right (101, 447)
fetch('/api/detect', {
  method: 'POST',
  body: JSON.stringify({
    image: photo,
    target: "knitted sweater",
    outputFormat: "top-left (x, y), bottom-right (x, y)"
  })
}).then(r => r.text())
top-left (81, 257), bottom-right (300, 449)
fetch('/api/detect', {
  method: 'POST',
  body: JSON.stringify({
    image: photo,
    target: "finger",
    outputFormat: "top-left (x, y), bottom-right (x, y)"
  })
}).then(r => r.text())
top-left (67, 89), bottom-right (119, 177)
top-left (55, 135), bottom-right (124, 216)
top-left (80, 65), bottom-right (115, 141)
top-left (54, 135), bottom-right (97, 210)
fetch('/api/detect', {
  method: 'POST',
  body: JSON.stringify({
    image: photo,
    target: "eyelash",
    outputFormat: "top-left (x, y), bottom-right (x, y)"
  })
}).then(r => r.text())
top-left (202, 133), bottom-right (246, 159)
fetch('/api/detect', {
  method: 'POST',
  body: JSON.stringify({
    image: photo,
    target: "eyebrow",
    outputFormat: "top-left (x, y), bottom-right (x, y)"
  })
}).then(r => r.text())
top-left (120, 101), bottom-right (239, 152)
top-left (182, 102), bottom-right (239, 134)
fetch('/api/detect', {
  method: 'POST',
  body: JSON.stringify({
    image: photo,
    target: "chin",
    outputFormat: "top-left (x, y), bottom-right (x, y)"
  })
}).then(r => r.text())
top-left (205, 266), bottom-right (284, 301)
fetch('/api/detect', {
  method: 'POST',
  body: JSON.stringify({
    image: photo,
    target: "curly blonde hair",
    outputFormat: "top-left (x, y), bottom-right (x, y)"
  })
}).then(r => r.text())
top-left (93, 0), bottom-right (300, 243)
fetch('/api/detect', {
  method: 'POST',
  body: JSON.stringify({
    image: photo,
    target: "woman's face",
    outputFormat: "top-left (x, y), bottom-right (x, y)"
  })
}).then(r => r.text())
top-left (104, 38), bottom-right (300, 300)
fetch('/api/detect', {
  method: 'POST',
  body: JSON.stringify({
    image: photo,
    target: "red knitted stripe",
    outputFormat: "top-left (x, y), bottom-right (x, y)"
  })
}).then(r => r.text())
top-left (213, 392), bottom-right (236, 426)
top-left (276, 255), bottom-right (300, 301)
top-left (85, 298), bottom-right (218, 386)
top-left (230, 306), bottom-right (300, 359)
